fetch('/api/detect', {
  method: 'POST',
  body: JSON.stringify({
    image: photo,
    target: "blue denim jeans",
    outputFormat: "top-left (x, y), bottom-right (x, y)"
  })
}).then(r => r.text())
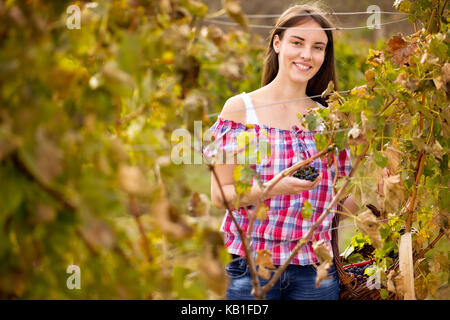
top-left (225, 256), bottom-right (340, 300)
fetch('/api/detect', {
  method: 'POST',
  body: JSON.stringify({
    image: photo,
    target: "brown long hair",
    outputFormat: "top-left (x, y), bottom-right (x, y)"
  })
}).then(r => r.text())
top-left (261, 3), bottom-right (338, 107)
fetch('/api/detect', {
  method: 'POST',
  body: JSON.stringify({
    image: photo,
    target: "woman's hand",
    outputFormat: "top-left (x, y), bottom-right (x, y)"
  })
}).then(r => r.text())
top-left (263, 171), bottom-right (323, 198)
top-left (377, 167), bottom-right (390, 196)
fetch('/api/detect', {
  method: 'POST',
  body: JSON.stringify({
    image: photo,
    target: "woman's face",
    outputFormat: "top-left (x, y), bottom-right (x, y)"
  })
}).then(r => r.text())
top-left (273, 18), bottom-right (328, 84)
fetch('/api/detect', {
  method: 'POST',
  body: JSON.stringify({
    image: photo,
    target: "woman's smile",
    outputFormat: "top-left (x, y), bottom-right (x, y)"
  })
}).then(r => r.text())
top-left (293, 61), bottom-right (313, 72)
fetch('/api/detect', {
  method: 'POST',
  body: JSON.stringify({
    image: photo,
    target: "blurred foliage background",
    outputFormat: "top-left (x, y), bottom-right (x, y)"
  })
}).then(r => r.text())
top-left (0, 0), bottom-right (447, 299)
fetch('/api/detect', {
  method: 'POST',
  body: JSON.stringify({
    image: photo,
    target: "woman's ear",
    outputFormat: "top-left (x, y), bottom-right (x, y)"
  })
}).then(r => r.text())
top-left (273, 34), bottom-right (280, 54)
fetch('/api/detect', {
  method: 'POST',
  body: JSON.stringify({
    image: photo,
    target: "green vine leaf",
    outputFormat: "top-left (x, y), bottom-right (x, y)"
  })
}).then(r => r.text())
top-left (301, 200), bottom-right (313, 220)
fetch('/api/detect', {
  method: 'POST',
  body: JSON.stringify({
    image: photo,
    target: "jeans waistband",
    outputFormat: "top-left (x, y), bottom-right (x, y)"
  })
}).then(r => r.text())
top-left (230, 253), bottom-right (335, 269)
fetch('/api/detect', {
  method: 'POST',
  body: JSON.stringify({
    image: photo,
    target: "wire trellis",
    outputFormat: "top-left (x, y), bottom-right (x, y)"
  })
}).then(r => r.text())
top-left (204, 90), bottom-right (352, 119)
top-left (122, 10), bottom-right (420, 152)
top-left (204, 17), bottom-right (410, 31)
top-left (125, 117), bottom-right (416, 153)
top-left (236, 11), bottom-right (410, 18)
top-left (208, 11), bottom-right (410, 19)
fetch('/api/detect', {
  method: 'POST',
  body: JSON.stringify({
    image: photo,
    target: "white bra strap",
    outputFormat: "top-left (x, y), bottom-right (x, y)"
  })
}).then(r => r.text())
top-left (241, 92), bottom-right (260, 125)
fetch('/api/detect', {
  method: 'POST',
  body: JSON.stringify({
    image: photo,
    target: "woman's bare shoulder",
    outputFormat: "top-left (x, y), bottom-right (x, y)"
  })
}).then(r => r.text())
top-left (219, 94), bottom-right (246, 124)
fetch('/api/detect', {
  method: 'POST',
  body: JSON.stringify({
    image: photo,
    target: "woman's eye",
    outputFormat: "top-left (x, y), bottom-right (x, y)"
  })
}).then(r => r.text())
top-left (292, 42), bottom-right (323, 51)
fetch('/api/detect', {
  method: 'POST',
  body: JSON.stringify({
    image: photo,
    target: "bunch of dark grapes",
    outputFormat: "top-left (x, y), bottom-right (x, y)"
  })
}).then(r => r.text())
top-left (293, 166), bottom-right (319, 181)
top-left (345, 265), bottom-right (370, 284)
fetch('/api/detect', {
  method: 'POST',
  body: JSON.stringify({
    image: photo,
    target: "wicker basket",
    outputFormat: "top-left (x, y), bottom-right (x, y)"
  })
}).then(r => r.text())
top-left (331, 204), bottom-right (398, 300)
top-left (330, 202), bottom-right (445, 300)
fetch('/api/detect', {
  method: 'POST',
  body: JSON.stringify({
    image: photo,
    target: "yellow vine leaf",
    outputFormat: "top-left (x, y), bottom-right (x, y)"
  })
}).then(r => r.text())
top-left (199, 245), bottom-right (227, 295)
top-left (347, 123), bottom-right (367, 145)
top-left (315, 261), bottom-right (332, 288)
top-left (236, 131), bottom-right (255, 149)
top-left (223, 0), bottom-right (248, 29)
top-left (312, 240), bottom-right (332, 264)
top-left (382, 174), bottom-right (405, 214)
top-left (387, 270), bottom-right (405, 299)
top-left (256, 203), bottom-right (269, 221)
top-left (382, 146), bottom-right (403, 175)
top-left (313, 240), bottom-right (333, 288)
top-left (187, 192), bottom-right (210, 217)
top-left (355, 209), bottom-right (383, 249)
top-left (256, 249), bottom-right (275, 280)
top-left (118, 164), bottom-right (152, 196)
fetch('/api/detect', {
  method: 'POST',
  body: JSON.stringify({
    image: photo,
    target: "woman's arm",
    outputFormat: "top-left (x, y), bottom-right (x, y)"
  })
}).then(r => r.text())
top-left (211, 166), bottom-right (324, 211)
top-left (337, 194), bottom-right (359, 223)
top-left (210, 96), bottom-right (261, 210)
top-left (211, 168), bottom-right (271, 210)
top-left (342, 194), bottom-right (359, 215)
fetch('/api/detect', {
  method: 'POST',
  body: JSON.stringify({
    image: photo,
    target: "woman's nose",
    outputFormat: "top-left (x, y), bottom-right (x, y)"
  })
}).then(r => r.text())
top-left (300, 47), bottom-right (312, 60)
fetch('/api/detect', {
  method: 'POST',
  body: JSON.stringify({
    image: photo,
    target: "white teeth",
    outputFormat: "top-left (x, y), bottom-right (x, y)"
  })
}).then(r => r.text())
top-left (294, 63), bottom-right (311, 71)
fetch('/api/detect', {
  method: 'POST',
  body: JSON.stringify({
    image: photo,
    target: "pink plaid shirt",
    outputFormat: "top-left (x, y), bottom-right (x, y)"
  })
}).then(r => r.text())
top-left (203, 109), bottom-right (352, 266)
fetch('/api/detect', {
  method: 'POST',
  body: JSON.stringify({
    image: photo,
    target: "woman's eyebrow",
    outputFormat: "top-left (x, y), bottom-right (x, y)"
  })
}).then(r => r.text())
top-left (289, 35), bottom-right (327, 46)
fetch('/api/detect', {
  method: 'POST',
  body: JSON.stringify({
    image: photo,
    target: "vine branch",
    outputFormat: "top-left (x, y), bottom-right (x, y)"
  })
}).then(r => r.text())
top-left (129, 196), bottom-right (153, 262)
top-left (257, 141), bottom-right (372, 299)
top-left (246, 142), bottom-right (336, 238)
top-left (208, 162), bottom-right (262, 297)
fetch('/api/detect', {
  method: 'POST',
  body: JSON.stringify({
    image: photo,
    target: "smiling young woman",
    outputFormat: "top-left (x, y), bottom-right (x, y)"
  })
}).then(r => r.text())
top-left (203, 3), bottom-right (358, 300)
top-left (261, 4), bottom-right (338, 109)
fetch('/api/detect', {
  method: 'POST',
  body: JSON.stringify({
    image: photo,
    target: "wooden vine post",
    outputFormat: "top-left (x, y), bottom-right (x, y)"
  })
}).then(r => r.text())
top-left (399, 112), bottom-right (426, 300)
top-left (399, 232), bottom-right (415, 300)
